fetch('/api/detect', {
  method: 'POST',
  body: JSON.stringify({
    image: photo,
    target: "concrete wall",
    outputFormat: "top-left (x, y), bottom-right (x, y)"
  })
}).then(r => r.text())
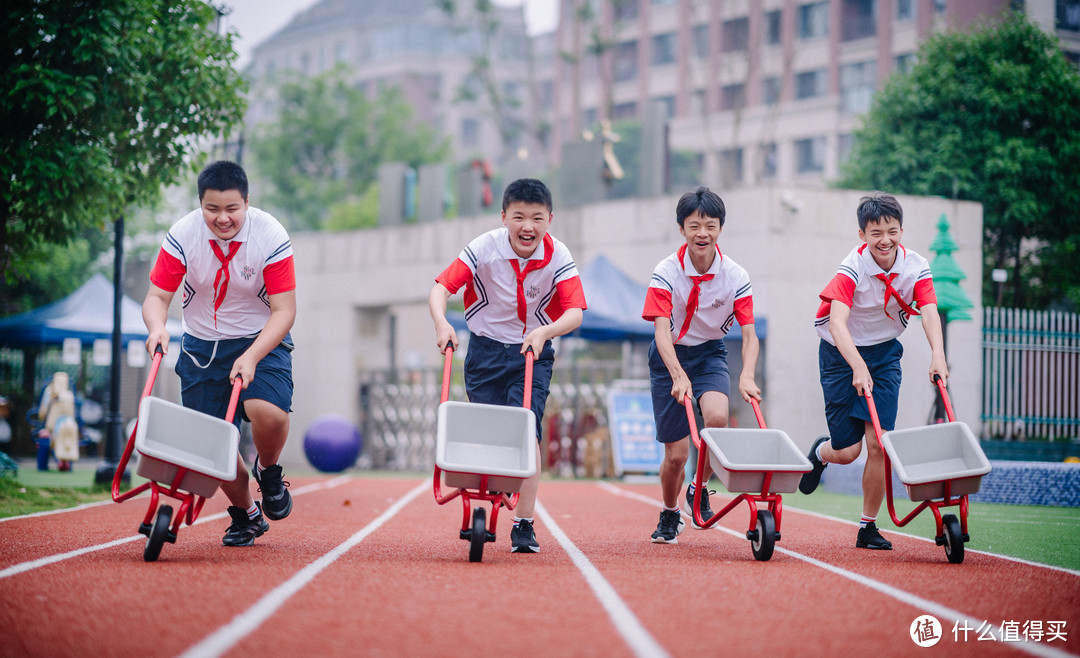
top-left (284, 186), bottom-right (983, 469)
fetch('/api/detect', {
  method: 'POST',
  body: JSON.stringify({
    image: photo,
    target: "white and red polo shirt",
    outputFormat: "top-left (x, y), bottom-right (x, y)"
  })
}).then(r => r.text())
top-left (435, 228), bottom-right (587, 344)
top-left (642, 244), bottom-right (755, 346)
top-left (149, 207), bottom-right (296, 340)
top-left (814, 243), bottom-right (937, 346)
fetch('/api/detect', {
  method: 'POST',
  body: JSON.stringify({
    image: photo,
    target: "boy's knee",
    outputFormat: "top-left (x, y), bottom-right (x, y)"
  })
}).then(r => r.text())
top-left (702, 410), bottom-right (728, 428)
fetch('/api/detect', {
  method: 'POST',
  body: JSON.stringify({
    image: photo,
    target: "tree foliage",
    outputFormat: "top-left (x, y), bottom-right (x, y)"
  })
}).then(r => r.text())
top-left (250, 69), bottom-right (450, 231)
top-left (0, 0), bottom-right (247, 286)
top-left (837, 12), bottom-right (1080, 309)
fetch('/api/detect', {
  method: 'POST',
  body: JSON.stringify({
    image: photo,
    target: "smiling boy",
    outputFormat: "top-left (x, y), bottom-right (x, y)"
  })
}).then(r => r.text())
top-left (429, 178), bottom-right (586, 553)
top-left (642, 187), bottom-right (760, 543)
top-left (800, 192), bottom-right (948, 550)
top-left (143, 161), bottom-right (296, 548)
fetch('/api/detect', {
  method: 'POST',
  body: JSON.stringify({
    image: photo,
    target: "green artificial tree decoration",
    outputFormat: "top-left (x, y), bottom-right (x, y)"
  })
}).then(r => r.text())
top-left (929, 213), bottom-right (974, 322)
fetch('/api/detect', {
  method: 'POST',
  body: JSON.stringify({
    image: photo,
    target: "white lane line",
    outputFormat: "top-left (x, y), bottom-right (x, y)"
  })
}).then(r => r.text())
top-left (0, 476), bottom-right (352, 580)
top-left (597, 482), bottom-right (1074, 658)
top-left (178, 480), bottom-right (429, 658)
top-left (534, 500), bottom-right (669, 658)
top-left (0, 497), bottom-right (117, 523)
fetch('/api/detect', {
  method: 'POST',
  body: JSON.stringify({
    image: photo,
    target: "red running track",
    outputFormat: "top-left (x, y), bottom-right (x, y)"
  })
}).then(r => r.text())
top-left (1, 475), bottom-right (1077, 657)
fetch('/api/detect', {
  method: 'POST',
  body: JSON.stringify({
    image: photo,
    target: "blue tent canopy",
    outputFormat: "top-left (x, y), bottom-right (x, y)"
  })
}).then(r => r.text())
top-left (447, 255), bottom-right (765, 342)
top-left (0, 273), bottom-right (182, 348)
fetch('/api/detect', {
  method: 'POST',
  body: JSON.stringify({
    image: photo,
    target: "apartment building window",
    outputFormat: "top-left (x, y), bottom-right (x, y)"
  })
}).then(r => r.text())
top-left (612, 101), bottom-right (637, 119)
top-left (896, 0), bottom-right (916, 21)
top-left (759, 143), bottom-right (778, 179)
top-left (583, 108), bottom-right (598, 129)
top-left (795, 136), bottom-right (826, 173)
top-left (615, 40), bottom-right (638, 82)
top-left (762, 77), bottom-right (781, 105)
top-left (721, 83), bottom-right (745, 110)
top-left (462, 118), bottom-right (480, 148)
top-left (933, 0), bottom-right (946, 14)
top-left (895, 53), bottom-right (916, 74)
top-left (766, 10), bottom-right (782, 45)
top-left (720, 148), bottom-right (744, 183)
top-left (722, 17), bottom-right (750, 52)
top-left (795, 69), bottom-right (827, 99)
top-left (838, 133), bottom-right (854, 164)
top-left (842, 0), bottom-right (876, 41)
top-left (614, 0), bottom-right (639, 22)
top-left (653, 96), bottom-right (675, 118)
top-left (693, 24), bottom-right (710, 59)
top-left (798, 2), bottom-right (829, 39)
top-left (840, 60), bottom-right (876, 113)
top-left (335, 42), bottom-right (348, 63)
top-left (653, 33), bottom-right (677, 66)
top-left (540, 80), bottom-right (554, 107)
top-left (1059, 0), bottom-right (1080, 31)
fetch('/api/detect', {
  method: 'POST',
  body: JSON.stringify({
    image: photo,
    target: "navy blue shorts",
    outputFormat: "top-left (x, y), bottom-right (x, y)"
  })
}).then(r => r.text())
top-left (176, 333), bottom-right (294, 430)
top-left (819, 338), bottom-right (902, 450)
top-left (464, 334), bottom-right (554, 441)
top-left (649, 339), bottom-right (730, 444)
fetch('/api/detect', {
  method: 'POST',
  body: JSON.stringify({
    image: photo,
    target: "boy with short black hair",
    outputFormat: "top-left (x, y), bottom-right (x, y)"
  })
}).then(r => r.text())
top-left (143, 160), bottom-right (296, 547)
top-left (800, 192), bottom-right (948, 550)
top-left (429, 178), bottom-right (586, 553)
top-left (642, 186), bottom-right (761, 543)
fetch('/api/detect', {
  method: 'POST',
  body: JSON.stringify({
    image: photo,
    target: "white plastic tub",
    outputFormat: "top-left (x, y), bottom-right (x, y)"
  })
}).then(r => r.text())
top-left (700, 428), bottom-right (812, 494)
top-left (880, 421), bottom-right (991, 502)
top-left (134, 396), bottom-right (239, 498)
top-left (435, 401), bottom-right (537, 493)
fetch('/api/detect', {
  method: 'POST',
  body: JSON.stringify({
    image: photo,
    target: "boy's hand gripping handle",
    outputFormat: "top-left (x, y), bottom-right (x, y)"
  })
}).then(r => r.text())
top-left (932, 374), bottom-right (956, 423)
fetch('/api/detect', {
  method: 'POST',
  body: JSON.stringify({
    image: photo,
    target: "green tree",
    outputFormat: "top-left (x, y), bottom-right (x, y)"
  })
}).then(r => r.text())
top-left (250, 69), bottom-right (450, 231)
top-left (836, 12), bottom-right (1080, 309)
top-left (1, 0), bottom-right (246, 289)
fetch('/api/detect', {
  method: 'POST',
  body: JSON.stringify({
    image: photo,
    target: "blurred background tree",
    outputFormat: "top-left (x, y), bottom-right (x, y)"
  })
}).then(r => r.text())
top-left (837, 12), bottom-right (1080, 310)
top-left (0, 0), bottom-right (246, 315)
top-left (250, 69), bottom-right (450, 231)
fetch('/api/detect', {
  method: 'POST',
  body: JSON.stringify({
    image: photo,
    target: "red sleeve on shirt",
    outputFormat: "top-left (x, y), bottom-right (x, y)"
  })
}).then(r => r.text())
top-left (264, 255), bottom-right (296, 295)
top-left (819, 273), bottom-right (856, 307)
top-left (734, 296), bottom-right (755, 326)
top-left (914, 278), bottom-right (937, 307)
top-left (642, 288), bottom-right (673, 321)
top-left (149, 249), bottom-right (185, 292)
top-left (555, 276), bottom-right (587, 310)
top-left (435, 258), bottom-right (472, 294)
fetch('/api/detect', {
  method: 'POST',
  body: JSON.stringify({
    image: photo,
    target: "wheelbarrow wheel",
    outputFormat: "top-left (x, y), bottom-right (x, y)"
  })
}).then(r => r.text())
top-left (751, 510), bottom-right (776, 562)
top-left (942, 514), bottom-right (964, 564)
top-left (144, 505), bottom-right (173, 562)
top-left (468, 507), bottom-right (486, 563)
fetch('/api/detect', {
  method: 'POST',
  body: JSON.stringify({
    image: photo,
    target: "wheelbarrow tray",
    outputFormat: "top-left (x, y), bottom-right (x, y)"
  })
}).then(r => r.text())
top-left (880, 421), bottom-right (991, 502)
top-left (700, 427), bottom-right (812, 494)
top-left (134, 396), bottom-right (238, 498)
top-left (435, 401), bottom-right (537, 493)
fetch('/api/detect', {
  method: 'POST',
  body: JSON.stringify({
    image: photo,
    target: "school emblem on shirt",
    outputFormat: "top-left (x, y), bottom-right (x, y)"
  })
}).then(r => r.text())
top-left (527, 285), bottom-right (541, 299)
top-left (241, 265), bottom-right (256, 281)
top-left (710, 298), bottom-right (725, 309)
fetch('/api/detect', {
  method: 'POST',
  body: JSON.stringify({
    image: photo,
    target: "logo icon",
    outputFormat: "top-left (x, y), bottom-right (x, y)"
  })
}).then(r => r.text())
top-left (910, 615), bottom-right (942, 647)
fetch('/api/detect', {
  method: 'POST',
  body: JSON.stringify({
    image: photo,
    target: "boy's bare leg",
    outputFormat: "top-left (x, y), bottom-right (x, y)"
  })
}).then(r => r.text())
top-left (660, 439), bottom-right (688, 507)
top-left (861, 422), bottom-right (885, 518)
top-left (220, 454), bottom-right (254, 508)
top-left (512, 442), bottom-right (542, 518)
top-left (244, 398), bottom-right (290, 467)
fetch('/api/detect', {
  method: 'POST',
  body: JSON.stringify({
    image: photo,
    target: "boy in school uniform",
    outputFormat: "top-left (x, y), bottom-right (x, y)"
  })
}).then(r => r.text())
top-left (642, 187), bottom-right (761, 543)
top-left (143, 160), bottom-right (297, 547)
top-left (800, 192), bottom-right (948, 550)
top-left (429, 178), bottom-right (586, 554)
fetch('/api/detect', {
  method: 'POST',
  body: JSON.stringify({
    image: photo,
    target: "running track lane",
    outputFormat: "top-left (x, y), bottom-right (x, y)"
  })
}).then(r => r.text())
top-left (1, 476), bottom-right (1077, 656)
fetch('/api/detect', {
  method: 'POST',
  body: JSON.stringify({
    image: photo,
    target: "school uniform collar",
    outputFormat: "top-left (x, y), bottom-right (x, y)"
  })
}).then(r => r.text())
top-left (857, 242), bottom-right (907, 276)
top-left (497, 228), bottom-right (553, 266)
top-left (201, 208), bottom-right (251, 249)
top-left (677, 243), bottom-right (723, 277)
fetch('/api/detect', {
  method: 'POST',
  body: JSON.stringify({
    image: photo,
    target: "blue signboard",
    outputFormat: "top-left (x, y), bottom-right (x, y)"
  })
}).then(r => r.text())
top-left (608, 385), bottom-right (662, 475)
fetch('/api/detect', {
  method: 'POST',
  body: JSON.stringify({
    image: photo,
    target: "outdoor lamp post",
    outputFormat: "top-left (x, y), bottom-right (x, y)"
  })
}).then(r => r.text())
top-left (95, 216), bottom-right (130, 485)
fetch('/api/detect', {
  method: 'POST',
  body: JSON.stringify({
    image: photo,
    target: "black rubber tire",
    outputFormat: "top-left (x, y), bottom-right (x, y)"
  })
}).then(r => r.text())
top-left (468, 507), bottom-right (486, 563)
top-left (144, 505), bottom-right (173, 562)
top-left (942, 514), bottom-right (964, 564)
top-left (751, 510), bottom-right (776, 562)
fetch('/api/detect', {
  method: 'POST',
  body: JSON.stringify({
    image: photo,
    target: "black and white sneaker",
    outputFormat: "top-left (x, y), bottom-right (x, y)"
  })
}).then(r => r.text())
top-left (510, 519), bottom-right (540, 553)
top-left (799, 436), bottom-right (831, 495)
top-left (856, 522), bottom-right (893, 550)
top-left (650, 509), bottom-right (686, 544)
top-left (253, 460), bottom-right (292, 521)
top-left (683, 485), bottom-right (715, 528)
top-left (222, 504), bottom-right (269, 547)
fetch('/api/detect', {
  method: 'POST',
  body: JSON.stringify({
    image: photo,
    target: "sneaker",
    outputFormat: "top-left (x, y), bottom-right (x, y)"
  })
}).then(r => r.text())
top-left (510, 519), bottom-right (540, 553)
top-left (683, 485), bottom-right (715, 528)
top-left (856, 521), bottom-right (893, 550)
top-left (799, 436), bottom-right (831, 495)
top-left (253, 461), bottom-right (292, 521)
top-left (222, 504), bottom-right (269, 547)
top-left (650, 509), bottom-right (686, 544)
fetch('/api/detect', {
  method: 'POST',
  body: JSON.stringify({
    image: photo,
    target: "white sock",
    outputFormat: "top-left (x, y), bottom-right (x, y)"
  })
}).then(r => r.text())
top-left (663, 504), bottom-right (680, 513)
top-left (815, 442), bottom-right (827, 463)
top-left (246, 503), bottom-right (260, 520)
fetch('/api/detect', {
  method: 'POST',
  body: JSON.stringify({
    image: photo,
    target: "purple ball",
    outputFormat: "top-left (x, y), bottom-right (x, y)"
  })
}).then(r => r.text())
top-left (303, 415), bottom-right (362, 472)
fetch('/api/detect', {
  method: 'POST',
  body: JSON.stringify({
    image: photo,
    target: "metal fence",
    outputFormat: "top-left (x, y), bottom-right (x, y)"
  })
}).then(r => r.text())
top-left (982, 307), bottom-right (1080, 440)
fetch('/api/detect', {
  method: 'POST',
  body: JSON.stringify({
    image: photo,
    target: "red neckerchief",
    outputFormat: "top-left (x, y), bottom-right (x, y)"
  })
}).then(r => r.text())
top-left (209, 240), bottom-right (241, 329)
top-left (509, 234), bottom-right (554, 336)
top-left (874, 273), bottom-right (919, 319)
top-left (675, 243), bottom-right (720, 342)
